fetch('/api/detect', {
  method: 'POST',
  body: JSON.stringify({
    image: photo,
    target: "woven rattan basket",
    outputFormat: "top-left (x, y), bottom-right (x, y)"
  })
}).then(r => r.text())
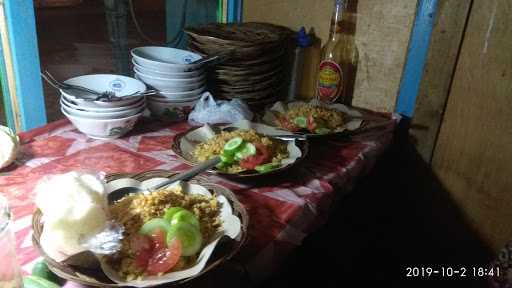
top-left (32, 170), bottom-right (249, 287)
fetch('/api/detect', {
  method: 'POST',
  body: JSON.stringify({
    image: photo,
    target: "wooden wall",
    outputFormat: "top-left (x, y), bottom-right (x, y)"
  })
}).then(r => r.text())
top-left (410, 0), bottom-right (472, 162)
top-left (244, 0), bottom-right (418, 112)
top-left (432, 0), bottom-right (512, 252)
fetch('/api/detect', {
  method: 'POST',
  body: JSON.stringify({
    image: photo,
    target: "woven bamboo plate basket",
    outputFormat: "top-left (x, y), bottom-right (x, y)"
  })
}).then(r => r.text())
top-left (32, 170), bottom-right (249, 287)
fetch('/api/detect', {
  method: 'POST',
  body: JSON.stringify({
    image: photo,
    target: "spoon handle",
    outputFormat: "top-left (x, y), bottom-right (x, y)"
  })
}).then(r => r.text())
top-left (148, 156), bottom-right (221, 192)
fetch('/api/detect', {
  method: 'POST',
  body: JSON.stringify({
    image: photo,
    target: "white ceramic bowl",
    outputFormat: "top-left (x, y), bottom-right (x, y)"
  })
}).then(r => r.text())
top-left (133, 67), bottom-right (206, 84)
top-left (147, 94), bottom-right (201, 103)
top-left (61, 96), bottom-right (145, 113)
top-left (131, 46), bottom-right (203, 72)
top-left (156, 86), bottom-right (206, 100)
top-left (61, 99), bottom-right (145, 119)
top-left (134, 73), bottom-right (204, 93)
top-left (61, 74), bottom-right (146, 108)
top-left (61, 92), bottom-right (142, 109)
top-left (62, 108), bottom-right (143, 140)
top-left (132, 59), bottom-right (204, 79)
top-left (146, 97), bottom-right (199, 122)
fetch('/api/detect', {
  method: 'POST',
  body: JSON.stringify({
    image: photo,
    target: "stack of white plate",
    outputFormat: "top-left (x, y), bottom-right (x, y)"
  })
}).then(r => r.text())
top-left (131, 46), bottom-right (206, 122)
top-left (60, 74), bottom-right (147, 140)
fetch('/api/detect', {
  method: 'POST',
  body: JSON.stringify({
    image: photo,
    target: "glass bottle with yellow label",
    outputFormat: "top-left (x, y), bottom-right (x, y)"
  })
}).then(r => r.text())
top-left (317, 0), bottom-right (358, 105)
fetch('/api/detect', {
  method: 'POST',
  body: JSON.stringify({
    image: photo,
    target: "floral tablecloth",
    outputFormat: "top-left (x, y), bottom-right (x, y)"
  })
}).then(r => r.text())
top-left (0, 115), bottom-right (397, 284)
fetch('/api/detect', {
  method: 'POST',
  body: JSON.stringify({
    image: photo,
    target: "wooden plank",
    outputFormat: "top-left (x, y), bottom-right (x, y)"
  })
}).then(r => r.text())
top-left (432, 0), bottom-right (512, 252)
top-left (0, 0), bottom-right (47, 131)
top-left (395, 0), bottom-right (439, 118)
top-left (243, 0), bottom-right (418, 112)
top-left (410, 0), bottom-right (472, 162)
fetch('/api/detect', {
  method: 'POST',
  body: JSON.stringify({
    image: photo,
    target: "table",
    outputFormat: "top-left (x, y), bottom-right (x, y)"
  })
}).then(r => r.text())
top-left (0, 115), bottom-right (397, 286)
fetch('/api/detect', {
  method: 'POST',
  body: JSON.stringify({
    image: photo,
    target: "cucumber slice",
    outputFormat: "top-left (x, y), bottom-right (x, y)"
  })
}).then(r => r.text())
top-left (139, 218), bottom-right (172, 235)
top-left (163, 207), bottom-right (186, 223)
top-left (23, 275), bottom-right (60, 288)
top-left (220, 151), bottom-right (235, 164)
top-left (255, 163), bottom-right (280, 173)
top-left (170, 210), bottom-right (200, 229)
top-left (216, 161), bottom-right (229, 170)
top-left (315, 127), bottom-right (331, 134)
top-left (293, 116), bottom-right (308, 128)
top-left (234, 142), bottom-right (256, 160)
top-left (31, 261), bottom-right (59, 284)
top-left (223, 137), bottom-right (243, 153)
top-left (166, 222), bottom-right (202, 256)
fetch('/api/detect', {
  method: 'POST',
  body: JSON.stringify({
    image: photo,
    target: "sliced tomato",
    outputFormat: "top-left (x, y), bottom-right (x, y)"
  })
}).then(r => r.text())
top-left (239, 144), bottom-right (271, 170)
top-left (146, 238), bottom-right (182, 275)
top-left (134, 247), bottom-right (153, 270)
top-left (130, 234), bottom-right (154, 270)
top-left (278, 117), bottom-right (300, 132)
top-left (307, 115), bottom-right (317, 132)
top-left (256, 144), bottom-right (270, 161)
top-left (131, 234), bottom-right (153, 252)
top-left (150, 229), bottom-right (168, 252)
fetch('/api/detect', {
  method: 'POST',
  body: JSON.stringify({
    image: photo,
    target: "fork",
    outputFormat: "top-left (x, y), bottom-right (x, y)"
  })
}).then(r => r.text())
top-left (94, 89), bottom-right (158, 102)
top-left (41, 71), bottom-right (115, 101)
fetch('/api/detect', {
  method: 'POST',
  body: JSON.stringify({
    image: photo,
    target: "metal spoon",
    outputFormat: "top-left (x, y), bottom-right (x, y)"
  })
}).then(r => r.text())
top-left (41, 71), bottom-right (116, 101)
top-left (107, 156), bottom-right (221, 204)
top-left (222, 126), bottom-right (307, 140)
top-left (189, 55), bottom-right (226, 67)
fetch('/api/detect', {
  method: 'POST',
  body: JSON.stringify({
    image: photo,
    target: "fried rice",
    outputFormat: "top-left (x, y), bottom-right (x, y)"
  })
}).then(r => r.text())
top-left (281, 104), bottom-right (345, 130)
top-left (107, 185), bottom-right (222, 280)
top-left (192, 129), bottom-right (289, 173)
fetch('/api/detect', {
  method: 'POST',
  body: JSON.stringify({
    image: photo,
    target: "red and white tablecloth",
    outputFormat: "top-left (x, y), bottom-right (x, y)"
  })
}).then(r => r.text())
top-left (0, 115), bottom-right (397, 283)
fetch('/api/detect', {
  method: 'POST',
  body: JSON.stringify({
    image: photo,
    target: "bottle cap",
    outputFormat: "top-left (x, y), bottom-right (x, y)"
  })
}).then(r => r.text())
top-left (296, 27), bottom-right (312, 47)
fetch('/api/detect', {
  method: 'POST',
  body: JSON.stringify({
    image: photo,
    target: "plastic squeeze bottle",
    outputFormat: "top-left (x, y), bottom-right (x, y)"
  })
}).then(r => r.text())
top-left (287, 27), bottom-right (312, 101)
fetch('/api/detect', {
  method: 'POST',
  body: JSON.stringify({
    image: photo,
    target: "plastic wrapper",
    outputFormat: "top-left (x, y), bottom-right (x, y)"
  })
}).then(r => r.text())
top-left (34, 171), bottom-right (124, 262)
top-left (0, 125), bottom-right (19, 170)
top-left (188, 92), bottom-right (253, 124)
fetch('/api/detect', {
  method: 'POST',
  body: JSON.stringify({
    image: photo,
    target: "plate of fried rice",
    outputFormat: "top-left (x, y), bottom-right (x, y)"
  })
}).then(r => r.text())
top-left (99, 178), bottom-right (244, 287)
top-left (172, 121), bottom-right (308, 178)
top-left (261, 100), bottom-right (364, 137)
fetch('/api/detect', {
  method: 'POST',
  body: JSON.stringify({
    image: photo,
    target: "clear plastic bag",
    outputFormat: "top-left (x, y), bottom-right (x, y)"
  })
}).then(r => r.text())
top-left (188, 92), bottom-right (253, 124)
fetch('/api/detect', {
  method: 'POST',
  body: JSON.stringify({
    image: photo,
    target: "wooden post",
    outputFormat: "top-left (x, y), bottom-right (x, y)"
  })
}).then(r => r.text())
top-left (165, 0), bottom-right (220, 49)
top-left (395, 0), bottom-right (439, 118)
top-left (0, 0), bottom-right (47, 131)
top-left (227, 0), bottom-right (242, 23)
top-left (104, 0), bottom-right (129, 76)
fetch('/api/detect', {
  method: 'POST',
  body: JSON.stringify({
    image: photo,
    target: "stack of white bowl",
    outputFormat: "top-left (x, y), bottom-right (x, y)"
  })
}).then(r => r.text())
top-left (131, 46), bottom-right (206, 122)
top-left (60, 74), bottom-right (147, 140)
